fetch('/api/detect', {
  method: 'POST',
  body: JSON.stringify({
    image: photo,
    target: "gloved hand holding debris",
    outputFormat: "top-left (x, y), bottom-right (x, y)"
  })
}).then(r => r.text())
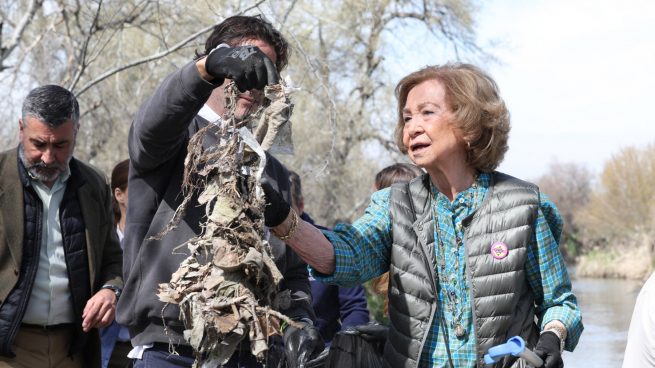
top-left (205, 45), bottom-right (279, 91)
top-left (283, 321), bottom-right (325, 368)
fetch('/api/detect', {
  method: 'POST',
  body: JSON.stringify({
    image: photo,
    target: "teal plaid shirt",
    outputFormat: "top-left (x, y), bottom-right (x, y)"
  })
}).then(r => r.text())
top-left (311, 172), bottom-right (583, 367)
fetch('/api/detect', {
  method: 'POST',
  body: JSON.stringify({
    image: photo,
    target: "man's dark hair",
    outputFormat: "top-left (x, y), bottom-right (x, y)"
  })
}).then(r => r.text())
top-left (22, 84), bottom-right (80, 128)
top-left (198, 15), bottom-right (290, 72)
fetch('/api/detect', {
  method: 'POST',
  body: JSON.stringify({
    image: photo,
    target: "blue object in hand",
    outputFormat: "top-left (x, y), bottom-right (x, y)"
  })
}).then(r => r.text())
top-left (484, 336), bottom-right (544, 367)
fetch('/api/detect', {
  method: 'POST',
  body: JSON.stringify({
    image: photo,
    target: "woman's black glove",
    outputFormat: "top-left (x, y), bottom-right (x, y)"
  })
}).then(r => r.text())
top-left (204, 45), bottom-right (279, 91)
top-left (261, 179), bottom-right (291, 227)
top-left (283, 321), bottom-right (325, 368)
top-left (533, 331), bottom-right (563, 368)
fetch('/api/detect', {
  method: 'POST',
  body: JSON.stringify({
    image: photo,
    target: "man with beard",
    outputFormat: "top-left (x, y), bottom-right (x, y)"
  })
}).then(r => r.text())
top-left (0, 85), bottom-right (123, 368)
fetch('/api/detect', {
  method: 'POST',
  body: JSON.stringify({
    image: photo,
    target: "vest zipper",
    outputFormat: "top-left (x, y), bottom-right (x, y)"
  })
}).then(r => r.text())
top-left (416, 218), bottom-right (439, 367)
top-left (463, 223), bottom-right (485, 367)
top-left (6, 192), bottom-right (43, 352)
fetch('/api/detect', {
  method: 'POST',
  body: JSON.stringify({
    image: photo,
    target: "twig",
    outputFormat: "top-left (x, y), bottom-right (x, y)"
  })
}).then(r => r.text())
top-left (74, 0), bottom-right (265, 96)
top-left (68, 0), bottom-right (103, 92)
top-left (283, 23), bottom-right (339, 177)
top-left (0, 0), bottom-right (44, 71)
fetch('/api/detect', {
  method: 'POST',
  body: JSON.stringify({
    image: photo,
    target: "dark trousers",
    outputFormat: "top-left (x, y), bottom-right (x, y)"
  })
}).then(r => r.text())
top-left (107, 341), bottom-right (133, 368)
top-left (131, 344), bottom-right (265, 368)
top-left (131, 345), bottom-right (194, 368)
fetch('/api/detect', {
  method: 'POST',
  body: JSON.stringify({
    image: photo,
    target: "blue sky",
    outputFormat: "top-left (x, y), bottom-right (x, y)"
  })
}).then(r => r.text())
top-left (387, 0), bottom-right (655, 180)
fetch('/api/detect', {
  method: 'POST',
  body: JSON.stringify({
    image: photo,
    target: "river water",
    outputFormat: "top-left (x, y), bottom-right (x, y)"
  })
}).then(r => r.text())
top-left (562, 277), bottom-right (645, 368)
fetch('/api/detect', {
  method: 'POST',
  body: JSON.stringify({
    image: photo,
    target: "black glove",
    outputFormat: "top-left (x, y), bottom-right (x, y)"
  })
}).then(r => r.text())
top-left (353, 323), bottom-right (389, 342)
top-left (283, 322), bottom-right (325, 368)
top-left (261, 179), bottom-right (291, 227)
top-left (204, 45), bottom-right (279, 91)
top-left (533, 331), bottom-right (563, 368)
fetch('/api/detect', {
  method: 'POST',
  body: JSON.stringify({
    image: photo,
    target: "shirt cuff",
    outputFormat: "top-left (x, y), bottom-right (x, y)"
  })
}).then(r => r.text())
top-left (308, 230), bottom-right (352, 285)
top-left (541, 307), bottom-right (583, 351)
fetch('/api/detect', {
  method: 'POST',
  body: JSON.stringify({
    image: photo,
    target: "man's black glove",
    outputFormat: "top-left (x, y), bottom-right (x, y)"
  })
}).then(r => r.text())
top-left (533, 331), bottom-right (563, 368)
top-left (204, 45), bottom-right (279, 91)
top-left (261, 179), bottom-right (291, 227)
top-left (283, 322), bottom-right (324, 368)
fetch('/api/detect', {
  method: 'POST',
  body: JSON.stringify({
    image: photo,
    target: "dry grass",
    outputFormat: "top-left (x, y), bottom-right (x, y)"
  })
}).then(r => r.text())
top-left (576, 235), bottom-right (654, 280)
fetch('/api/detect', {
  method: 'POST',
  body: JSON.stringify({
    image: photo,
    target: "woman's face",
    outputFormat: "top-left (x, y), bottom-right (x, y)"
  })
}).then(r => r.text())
top-left (401, 79), bottom-right (466, 172)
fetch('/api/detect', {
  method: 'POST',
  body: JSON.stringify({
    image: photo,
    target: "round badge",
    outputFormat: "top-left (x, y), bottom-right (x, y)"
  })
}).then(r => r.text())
top-left (490, 242), bottom-right (509, 260)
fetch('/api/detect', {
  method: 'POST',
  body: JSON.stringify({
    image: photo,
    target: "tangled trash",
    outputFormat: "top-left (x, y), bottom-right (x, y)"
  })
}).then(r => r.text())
top-left (156, 82), bottom-right (297, 367)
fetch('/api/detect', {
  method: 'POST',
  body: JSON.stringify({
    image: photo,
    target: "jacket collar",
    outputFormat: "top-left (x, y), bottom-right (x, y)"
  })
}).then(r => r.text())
top-left (0, 149), bottom-right (26, 270)
top-left (1, 148), bottom-right (86, 270)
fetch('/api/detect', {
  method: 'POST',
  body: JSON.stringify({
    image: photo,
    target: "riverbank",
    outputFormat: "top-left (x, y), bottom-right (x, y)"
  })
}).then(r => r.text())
top-left (575, 244), bottom-right (654, 280)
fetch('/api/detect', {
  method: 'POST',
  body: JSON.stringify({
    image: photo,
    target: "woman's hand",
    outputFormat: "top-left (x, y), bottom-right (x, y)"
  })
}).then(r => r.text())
top-left (533, 331), bottom-right (563, 368)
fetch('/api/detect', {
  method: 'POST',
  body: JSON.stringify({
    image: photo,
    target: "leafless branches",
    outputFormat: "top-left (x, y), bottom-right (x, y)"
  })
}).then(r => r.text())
top-left (0, 0), bottom-right (44, 71)
top-left (0, 0), bottom-right (487, 226)
top-left (74, 0), bottom-right (265, 96)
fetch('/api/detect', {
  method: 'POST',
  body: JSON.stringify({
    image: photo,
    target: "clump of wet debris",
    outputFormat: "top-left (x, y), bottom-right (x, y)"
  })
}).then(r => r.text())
top-left (156, 82), bottom-right (297, 367)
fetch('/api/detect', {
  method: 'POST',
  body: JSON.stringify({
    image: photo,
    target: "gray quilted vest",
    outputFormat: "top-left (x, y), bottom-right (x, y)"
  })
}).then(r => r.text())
top-left (384, 172), bottom-right (540, 368)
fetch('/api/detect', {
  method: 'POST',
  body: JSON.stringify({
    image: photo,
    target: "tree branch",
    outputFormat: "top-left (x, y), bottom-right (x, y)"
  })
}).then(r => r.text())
top-left (278, 0), bottom-right (298, 32)
top-left (73, 0), bottom-right (265, 96)
top-left (68, 0), bottom-right (104, 92)
top-left (1, 0), bottom-right (44, 71)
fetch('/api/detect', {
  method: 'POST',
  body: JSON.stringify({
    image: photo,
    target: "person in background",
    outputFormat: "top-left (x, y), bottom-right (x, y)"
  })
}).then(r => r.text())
top-left (117, 15), bottom-right (321, 368)
top-left (100, 159), bottom-right (132, 368)
top-left (0, 84), bottom-right (123, 368)
top-left (622, 271), bottom-right (655, 367)
top-left (262, 63), bottom-right (583, 368)
top-left (369, 163), bottom-right (423, 318)
top-left (110, 159), bottom-right (129, 244)
top-left (288, 171), bottom-right (370, 345)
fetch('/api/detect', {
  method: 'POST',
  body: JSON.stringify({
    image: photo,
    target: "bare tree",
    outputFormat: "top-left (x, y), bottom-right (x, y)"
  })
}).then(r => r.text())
top-left (0, 0), bottom-right (486, 227)
top-left (265, 0), bottom-right (487, 225)
top-left (578, 144), bottom-right (655, 246)
top-left (0, 0), bottom-right (265, 168)
top-left (535, 160), bottom-right (592, 258)
top-left (0, 0), bottom-right (44, 71)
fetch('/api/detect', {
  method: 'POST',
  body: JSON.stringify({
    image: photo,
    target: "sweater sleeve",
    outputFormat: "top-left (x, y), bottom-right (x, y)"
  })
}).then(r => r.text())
top-left (337, 285), bottom-right (370, 329)
top-left (129, 61), bottom-right (217, 172)
top-left (310, 188), bottom-right (393, 287)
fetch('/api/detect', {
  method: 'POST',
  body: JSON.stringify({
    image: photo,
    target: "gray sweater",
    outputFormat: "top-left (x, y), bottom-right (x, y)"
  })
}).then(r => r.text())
top-left (116, 61), bottom-right (314, 347)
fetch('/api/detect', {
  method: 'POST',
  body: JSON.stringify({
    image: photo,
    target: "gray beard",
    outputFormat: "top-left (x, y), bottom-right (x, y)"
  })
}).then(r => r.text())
top-left (18, 144), bottom-right (71, 184)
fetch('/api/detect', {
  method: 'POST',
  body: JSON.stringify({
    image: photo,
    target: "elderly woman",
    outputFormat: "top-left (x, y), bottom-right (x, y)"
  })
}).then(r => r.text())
top-left (263, 63), bottom-right (582, 368)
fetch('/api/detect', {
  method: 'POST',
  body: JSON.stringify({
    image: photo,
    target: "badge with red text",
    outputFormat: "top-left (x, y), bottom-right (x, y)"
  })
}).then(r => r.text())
top-left (490, 242), bottom-right (509, 260)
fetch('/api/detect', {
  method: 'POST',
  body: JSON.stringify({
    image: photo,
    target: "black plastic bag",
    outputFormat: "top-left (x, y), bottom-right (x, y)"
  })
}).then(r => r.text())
top-left (321, 324), bottom-right (388, 368)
